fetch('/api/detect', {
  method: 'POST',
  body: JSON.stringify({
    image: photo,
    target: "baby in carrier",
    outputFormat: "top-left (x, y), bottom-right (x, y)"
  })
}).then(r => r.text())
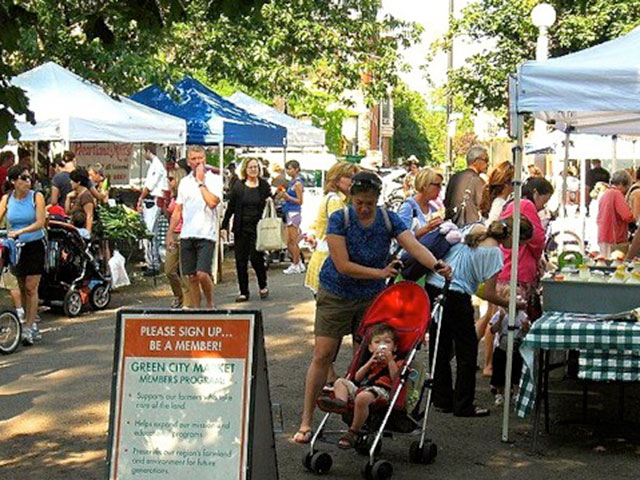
top-left (318, 324), bottom-right (404, 449)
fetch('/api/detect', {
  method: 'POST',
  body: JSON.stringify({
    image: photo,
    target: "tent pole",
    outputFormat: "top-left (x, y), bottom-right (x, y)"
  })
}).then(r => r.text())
top-left (580, 154), bottom-right (587, 250)
top-left (612, 135), bottom-right (618, 172)
top-left (502, 112), bottom-right (524, 443)
top-left (562, 131), bottom-right (570, 219)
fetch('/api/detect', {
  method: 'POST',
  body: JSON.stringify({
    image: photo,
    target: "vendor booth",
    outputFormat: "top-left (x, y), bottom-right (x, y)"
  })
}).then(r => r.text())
top-left (11, 62), bottom-right (187, 185)
top-left (505, 26), bottom-right (640, 443)
top-left (131, 78), bottom-right (288, 282)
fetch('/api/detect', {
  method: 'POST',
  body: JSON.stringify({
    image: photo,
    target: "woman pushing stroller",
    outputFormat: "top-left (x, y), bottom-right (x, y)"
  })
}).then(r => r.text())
top-left (294, 171), bottom-right (451, 444)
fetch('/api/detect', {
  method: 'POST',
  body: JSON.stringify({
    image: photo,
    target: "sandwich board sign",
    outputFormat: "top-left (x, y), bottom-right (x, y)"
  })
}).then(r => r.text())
top-left (107, 309), bottom-right (278, 480)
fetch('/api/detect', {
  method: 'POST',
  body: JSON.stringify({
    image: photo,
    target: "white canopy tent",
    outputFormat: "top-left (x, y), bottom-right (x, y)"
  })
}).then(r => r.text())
top-left (504, 26), bottom-right (640, 442)
top-left (227, 91), bottom-right (326, 149)
top-left (11, 62), bottom-right (186, 144)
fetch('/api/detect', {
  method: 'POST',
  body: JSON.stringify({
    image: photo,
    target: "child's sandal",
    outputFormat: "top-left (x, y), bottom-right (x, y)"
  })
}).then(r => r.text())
top-left (338, 428), bottom-right (360, 449)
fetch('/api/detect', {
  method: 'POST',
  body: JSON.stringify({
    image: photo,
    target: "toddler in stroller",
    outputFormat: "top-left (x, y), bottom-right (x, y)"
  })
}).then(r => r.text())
top-left (304, 280), bottom-right (450, 480)
top-left (318, 323), bottom-right (403, 449)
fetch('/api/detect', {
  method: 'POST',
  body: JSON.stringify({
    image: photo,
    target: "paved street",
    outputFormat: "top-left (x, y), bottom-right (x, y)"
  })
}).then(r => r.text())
top-left (0, 261), bottom-right (639, 479)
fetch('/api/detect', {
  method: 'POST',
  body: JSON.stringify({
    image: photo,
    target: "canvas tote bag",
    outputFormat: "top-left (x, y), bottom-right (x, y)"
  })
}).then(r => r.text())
top-left (256, 198), bottom-right (286, 251)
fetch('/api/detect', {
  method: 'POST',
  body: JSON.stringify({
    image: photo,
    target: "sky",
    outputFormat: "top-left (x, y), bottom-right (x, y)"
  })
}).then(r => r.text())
top-left (381, 0), bottom-right (484, 96)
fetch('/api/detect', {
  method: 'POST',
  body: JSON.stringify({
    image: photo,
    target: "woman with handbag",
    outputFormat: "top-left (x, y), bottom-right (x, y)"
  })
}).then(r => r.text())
top-left (304, 161), bottom-right (359, 294)
top-left (221, 158), bottom-right (272, 302)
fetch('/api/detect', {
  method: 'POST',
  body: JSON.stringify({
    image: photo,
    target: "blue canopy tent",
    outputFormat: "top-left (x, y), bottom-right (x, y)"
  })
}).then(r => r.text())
top-left (131, 77), bottom-right (287, 148)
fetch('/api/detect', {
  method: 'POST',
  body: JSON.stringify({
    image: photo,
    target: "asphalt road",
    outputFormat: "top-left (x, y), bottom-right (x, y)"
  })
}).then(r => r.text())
top-left (0, 262), bottom-right (638, 479)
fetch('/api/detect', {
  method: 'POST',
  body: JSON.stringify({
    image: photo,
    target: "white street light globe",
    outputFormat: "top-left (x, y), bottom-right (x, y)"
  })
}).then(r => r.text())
top-left (531, 3), bottom-right (556, 28)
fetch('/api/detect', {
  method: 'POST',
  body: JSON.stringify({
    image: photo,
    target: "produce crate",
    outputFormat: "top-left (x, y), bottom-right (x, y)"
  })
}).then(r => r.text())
top-left (541, 278), bottom-right (640, 314)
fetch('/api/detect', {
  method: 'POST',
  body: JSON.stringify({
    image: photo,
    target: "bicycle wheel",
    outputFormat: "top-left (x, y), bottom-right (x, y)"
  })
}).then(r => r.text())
top-left (0, 310), bottom-right (21, 354)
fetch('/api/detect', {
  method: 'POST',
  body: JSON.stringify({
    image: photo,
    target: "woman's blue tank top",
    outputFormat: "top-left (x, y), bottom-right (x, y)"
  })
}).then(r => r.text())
top-left (282, 178), bottom-right (302, 214)
top-left (7, 190), bottom-right (44, 243)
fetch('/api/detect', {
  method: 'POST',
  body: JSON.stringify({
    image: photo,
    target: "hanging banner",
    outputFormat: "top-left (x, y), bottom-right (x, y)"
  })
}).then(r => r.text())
top-left (71, 142), bottom-right (133, 185)
top-left (107, 309), bottom-right (278, 480)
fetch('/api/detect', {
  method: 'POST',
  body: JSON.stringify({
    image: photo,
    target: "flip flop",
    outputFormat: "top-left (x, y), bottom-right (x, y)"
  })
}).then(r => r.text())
top-left (292, 429), bottom-right (313, 444)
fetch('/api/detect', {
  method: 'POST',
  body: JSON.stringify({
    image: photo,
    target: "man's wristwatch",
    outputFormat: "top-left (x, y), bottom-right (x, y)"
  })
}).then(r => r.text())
top-left (198, 182), bottom-right (205, 188)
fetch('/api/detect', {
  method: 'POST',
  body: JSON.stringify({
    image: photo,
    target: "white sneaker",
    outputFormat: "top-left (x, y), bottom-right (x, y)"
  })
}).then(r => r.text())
top-left (494, 393), bottom-right (504, 406)
top-left (31, 323), bottom-right (42, 341)
top-left (283, 264), bottom-right (301, 275)
top-left (21, 326), bottom-right (34, 346)
top-left (297, 262), bottom-right (306, 273)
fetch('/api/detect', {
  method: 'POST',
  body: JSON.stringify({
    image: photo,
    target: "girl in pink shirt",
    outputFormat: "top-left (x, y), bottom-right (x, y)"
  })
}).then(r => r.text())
top-left (498, 177), bottom-right (554, 319)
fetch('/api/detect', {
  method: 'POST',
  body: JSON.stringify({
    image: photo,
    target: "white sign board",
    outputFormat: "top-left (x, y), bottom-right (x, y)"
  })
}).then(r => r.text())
top-left (107, 310), bottom-right (278, 480)
top-left (71, 143), bottom-right (133, 185)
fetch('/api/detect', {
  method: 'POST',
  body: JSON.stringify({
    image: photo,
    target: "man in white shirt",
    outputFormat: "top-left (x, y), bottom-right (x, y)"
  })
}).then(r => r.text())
top-left (137, 144), bottom-right (168, 275)
top-left (167, 145), bottom-right (222, 308)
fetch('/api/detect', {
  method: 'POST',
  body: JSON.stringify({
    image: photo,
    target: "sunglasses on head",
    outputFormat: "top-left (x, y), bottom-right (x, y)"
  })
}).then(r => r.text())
top-left (351, 177), bottom-right (382, 189)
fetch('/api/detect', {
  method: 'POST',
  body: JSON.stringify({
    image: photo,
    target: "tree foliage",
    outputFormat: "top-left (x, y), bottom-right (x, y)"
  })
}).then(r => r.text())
top-left (0, 0), bottom-right (420, 146)
top-left (435, 0), bottom-right (640, 114)
top-left (392, 83), bottom-right (475, 166)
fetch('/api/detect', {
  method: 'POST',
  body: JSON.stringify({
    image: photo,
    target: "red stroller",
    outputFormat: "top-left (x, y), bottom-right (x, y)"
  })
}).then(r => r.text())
top-left (303, 280), bottom-right (450, 480)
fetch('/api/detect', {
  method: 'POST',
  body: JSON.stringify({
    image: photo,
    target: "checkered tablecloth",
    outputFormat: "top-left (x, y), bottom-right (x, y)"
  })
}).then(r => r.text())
top-left (515, 311), bottom-right (640, 418)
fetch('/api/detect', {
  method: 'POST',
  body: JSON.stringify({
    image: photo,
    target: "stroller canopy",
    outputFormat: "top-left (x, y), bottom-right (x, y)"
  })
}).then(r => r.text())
top-left (360, 282), bottom-right (431, 354)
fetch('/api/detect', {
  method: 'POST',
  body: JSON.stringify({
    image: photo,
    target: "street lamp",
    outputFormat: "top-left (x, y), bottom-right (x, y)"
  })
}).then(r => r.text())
top-left (530, 3), bottom-right (556, 161)
top-left (531, 3), bottom-right (556, 61)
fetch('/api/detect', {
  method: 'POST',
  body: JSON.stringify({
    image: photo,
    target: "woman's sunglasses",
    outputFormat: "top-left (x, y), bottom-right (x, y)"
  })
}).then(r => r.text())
top-left (19, 175), bottom-right (31, 182)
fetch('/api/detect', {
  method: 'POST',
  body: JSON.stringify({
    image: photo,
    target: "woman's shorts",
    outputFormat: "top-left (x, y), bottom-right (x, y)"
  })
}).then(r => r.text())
top-left (314, 287), bottom-right (374, 339)
top-left (285, 211), bottom-right (301, 228)
top-left (14, 238), bottom-right (46, 277)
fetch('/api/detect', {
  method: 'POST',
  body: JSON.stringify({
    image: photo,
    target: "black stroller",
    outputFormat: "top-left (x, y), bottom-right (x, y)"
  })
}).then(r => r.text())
top-left (303, 280), bottom-right (450, 479)
top-left (39, 220), bottom-right (111, 317)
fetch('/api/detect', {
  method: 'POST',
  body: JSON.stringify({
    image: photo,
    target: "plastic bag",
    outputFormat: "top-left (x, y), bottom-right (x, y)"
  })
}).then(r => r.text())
top-left (109, 249), bottom-right (130, 289)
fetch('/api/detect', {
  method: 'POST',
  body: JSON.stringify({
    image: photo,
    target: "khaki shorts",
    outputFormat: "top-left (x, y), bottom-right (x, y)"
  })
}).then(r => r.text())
top-left (0, 270), bottom-right (18, 290)
top-left (338, 379), bottom-right (390, 402)
top-left (314, 288), bottom-right (374, 339)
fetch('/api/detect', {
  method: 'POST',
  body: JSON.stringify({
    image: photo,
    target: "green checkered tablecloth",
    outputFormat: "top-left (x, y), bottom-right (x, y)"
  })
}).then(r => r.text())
top-left (515, 311), bottom-right (640, 418)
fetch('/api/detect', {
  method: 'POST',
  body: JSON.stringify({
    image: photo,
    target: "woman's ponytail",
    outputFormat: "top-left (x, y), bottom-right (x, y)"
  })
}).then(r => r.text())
top-left (465, 215), bottom-right (533, 248)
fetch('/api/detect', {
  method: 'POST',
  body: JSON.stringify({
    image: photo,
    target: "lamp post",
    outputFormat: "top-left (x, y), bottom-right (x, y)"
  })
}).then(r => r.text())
top-left (531, 3), bottom-right (556, 61)
top-left (530, 3), bottom-right (556, 165)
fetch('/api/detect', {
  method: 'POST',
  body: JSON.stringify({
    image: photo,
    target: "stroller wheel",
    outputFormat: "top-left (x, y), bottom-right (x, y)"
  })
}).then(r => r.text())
top-left (0, 310), bottom-right (21, 354)
top-left (302, 452), bottom-right (313, 471)
top-left (409, 440), bottom-right (437, 464)
top-left (90, 284), bottom-right (111, 310)
top-left (63, 290), bottom-right (83, 317)
top-left (309, 451), bottom-right (332, 474)
top-left (362, 459), bottom-right (393, 480)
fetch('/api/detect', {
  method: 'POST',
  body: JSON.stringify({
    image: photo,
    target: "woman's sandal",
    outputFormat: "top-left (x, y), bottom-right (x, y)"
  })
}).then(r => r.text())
top-left (292, 429), bottom-right (313, 444)
top-left (338, 429), bottom-right (360, 449)
top-left (259, 288), bottom-right (269, 299)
